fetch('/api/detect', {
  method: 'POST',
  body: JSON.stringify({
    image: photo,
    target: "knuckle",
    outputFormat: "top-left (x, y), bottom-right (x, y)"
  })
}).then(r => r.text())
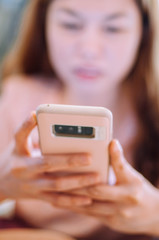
top-left (79, 173), bottom-right (99, 186)
top-left (116, 162), bottom-right (124, 172)
top-left (106, 215), bottom-right (116, 225)
top-left (53, 178), bottom-right (65, 191)
top-left (113, 150), bottom-right (121, 160)
top-left (71, 197), bottom-right (81, 206)
top-left (67, 155), bottom-right (76, 167)
top-left (40, 179), bottom-right (53, 191)
top-left (125, 187), bottom-right (142, 204)
top-left (66, 154), bottom-right (83, 167)
top-left (119, 208), bottom-right (133, 219)
top-left (22, 118), bottom-right (33, 130)
top-left (47, 180), bottom-right (55, 190)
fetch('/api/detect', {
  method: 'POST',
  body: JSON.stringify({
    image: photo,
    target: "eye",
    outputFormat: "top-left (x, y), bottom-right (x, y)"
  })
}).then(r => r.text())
top-left (60, 22), bottom-right (82, 31)
top-left (103, 26), bottom-right (123, 33)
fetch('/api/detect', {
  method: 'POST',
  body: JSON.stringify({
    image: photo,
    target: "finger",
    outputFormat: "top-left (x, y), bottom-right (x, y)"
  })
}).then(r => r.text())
top-left (82, 201), bottom-right (118, 216)
top-left (69, 201), bottom-right (117, 216)
top-left (40, 153), bottom-right (92, 172)
top-left (40, 192), bottom-right (92, 207)
top-left (109, 139), bottom-right (138, 183)
top-left (14, 112), bottom-right (37, 156)
top-left (12, 153), bottom-right (93, 178)
top-left (87, 184), bottom-right (140, 204)
top-left (87, 184), bottom-right (123, 202)
top-left (28, 172), bottom-right (100, 192)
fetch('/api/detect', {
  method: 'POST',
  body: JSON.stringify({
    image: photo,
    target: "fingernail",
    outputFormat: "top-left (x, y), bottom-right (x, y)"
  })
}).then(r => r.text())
top-left (31, 111), bottom-right (37, 124)
top-left (114, 139), bottom-right (123, 152)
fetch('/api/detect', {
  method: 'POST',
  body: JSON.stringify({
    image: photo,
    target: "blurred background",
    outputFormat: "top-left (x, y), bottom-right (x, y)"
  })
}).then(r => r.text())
top-left (0, 0), bottom-right (27, 81)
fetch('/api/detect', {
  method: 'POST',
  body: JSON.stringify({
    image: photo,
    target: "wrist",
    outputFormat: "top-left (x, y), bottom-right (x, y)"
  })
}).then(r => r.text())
top-left (145, 188), bottom-right (159, 236)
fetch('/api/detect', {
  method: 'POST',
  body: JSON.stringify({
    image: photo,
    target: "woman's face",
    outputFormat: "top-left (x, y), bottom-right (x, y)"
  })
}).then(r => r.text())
top-left (46, 0), bottom-right (142, 95)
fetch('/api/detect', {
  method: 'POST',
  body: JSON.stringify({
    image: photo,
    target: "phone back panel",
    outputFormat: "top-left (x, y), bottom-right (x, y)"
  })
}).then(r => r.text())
top-left (36, 104), bottom-right (113, 183)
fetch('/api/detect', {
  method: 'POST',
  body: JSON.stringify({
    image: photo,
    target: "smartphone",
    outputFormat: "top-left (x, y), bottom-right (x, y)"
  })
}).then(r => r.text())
top-left (36, 104), bottom-right (113, 183)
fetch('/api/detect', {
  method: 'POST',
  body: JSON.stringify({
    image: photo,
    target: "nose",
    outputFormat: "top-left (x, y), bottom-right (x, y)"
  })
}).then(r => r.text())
top-left (78, 27), bottom-right (103, 61)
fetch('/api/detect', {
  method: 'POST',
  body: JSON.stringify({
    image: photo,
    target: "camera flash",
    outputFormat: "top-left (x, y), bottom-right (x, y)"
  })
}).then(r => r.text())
top-left (78, 126), bottom-right (82, 133)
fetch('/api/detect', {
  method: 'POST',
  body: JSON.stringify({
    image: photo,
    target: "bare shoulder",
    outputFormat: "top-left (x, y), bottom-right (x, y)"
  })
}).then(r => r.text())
top-left (1, 74), bottom-right (61, 102)
top-left (0, 74), bottom-right (37, 127)
top-left (1, 74), bottom-right (63, 117)
top-left (0, 75), bottom-right (34, 150)
top-left (2, 74), bottom-right (40, 96)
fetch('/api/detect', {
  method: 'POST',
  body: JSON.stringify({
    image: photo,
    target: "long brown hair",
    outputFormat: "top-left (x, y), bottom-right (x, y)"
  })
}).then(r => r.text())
top-left (2, 0), bottom-right (54, 78)
top-left (131, 0), bottom-right (159, 185)
top-left (2, 0), bottom-right (159, 185)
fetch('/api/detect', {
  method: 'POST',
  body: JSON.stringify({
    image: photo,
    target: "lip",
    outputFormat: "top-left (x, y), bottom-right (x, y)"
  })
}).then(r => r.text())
top-left (73, 67), bottom-right (102, 81)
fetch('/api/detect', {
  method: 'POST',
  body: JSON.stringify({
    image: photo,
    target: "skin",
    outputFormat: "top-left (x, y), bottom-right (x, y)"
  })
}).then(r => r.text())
top-left (1, 0), bottom-right (159, 237)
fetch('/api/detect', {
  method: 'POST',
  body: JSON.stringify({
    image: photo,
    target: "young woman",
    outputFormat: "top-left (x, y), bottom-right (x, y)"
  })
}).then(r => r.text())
top-left (0, 0), bottom-right (159, 239)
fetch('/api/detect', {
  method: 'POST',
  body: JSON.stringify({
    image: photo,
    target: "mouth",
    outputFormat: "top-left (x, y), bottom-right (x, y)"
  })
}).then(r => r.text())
top-left (73, 67), bottom-right (102, 81)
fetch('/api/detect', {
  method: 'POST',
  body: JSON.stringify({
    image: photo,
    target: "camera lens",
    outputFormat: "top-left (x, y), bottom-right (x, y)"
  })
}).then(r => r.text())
top-left (84, 127), bottom-right (93, 136)
top-left (56, 125), bottom-right (63, 132)
top-left (68, 126), bottom-right (77, 134)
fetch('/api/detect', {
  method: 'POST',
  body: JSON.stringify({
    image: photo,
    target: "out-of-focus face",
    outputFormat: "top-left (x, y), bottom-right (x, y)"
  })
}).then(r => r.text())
top-left (46, 0), bottom-right (142, 96)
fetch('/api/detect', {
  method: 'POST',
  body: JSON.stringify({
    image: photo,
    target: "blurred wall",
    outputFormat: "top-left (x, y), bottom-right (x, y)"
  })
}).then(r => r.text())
top-left (0, 0), bottom-right (27, 81)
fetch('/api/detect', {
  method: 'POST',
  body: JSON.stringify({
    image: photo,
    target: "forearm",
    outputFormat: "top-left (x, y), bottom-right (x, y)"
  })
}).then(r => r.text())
top-left (145, 197), bottom-right (159, 236)
top-left (16, 199), bottom-right (101, 237)
top-left (15, 199), bottom-right (68, 227)
top-left (142, 186), bottom-right (159, 237)
top-left (0, 154), bottom-right (8, 201)
top-left (0, 151), bottom-right (16, 219)
top-left (0, 143), bottom-right (13, 201)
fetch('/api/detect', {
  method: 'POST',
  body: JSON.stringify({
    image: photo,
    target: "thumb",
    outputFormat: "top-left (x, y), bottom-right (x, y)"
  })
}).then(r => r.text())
top-left (14, 111), bottom-right (37, 156)
top-left (109, 139), bottom-right (136, 184)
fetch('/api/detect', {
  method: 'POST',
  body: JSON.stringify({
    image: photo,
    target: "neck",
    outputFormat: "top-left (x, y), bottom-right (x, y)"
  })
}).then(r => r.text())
top-left (62, 84), bottom-right (131, 115)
